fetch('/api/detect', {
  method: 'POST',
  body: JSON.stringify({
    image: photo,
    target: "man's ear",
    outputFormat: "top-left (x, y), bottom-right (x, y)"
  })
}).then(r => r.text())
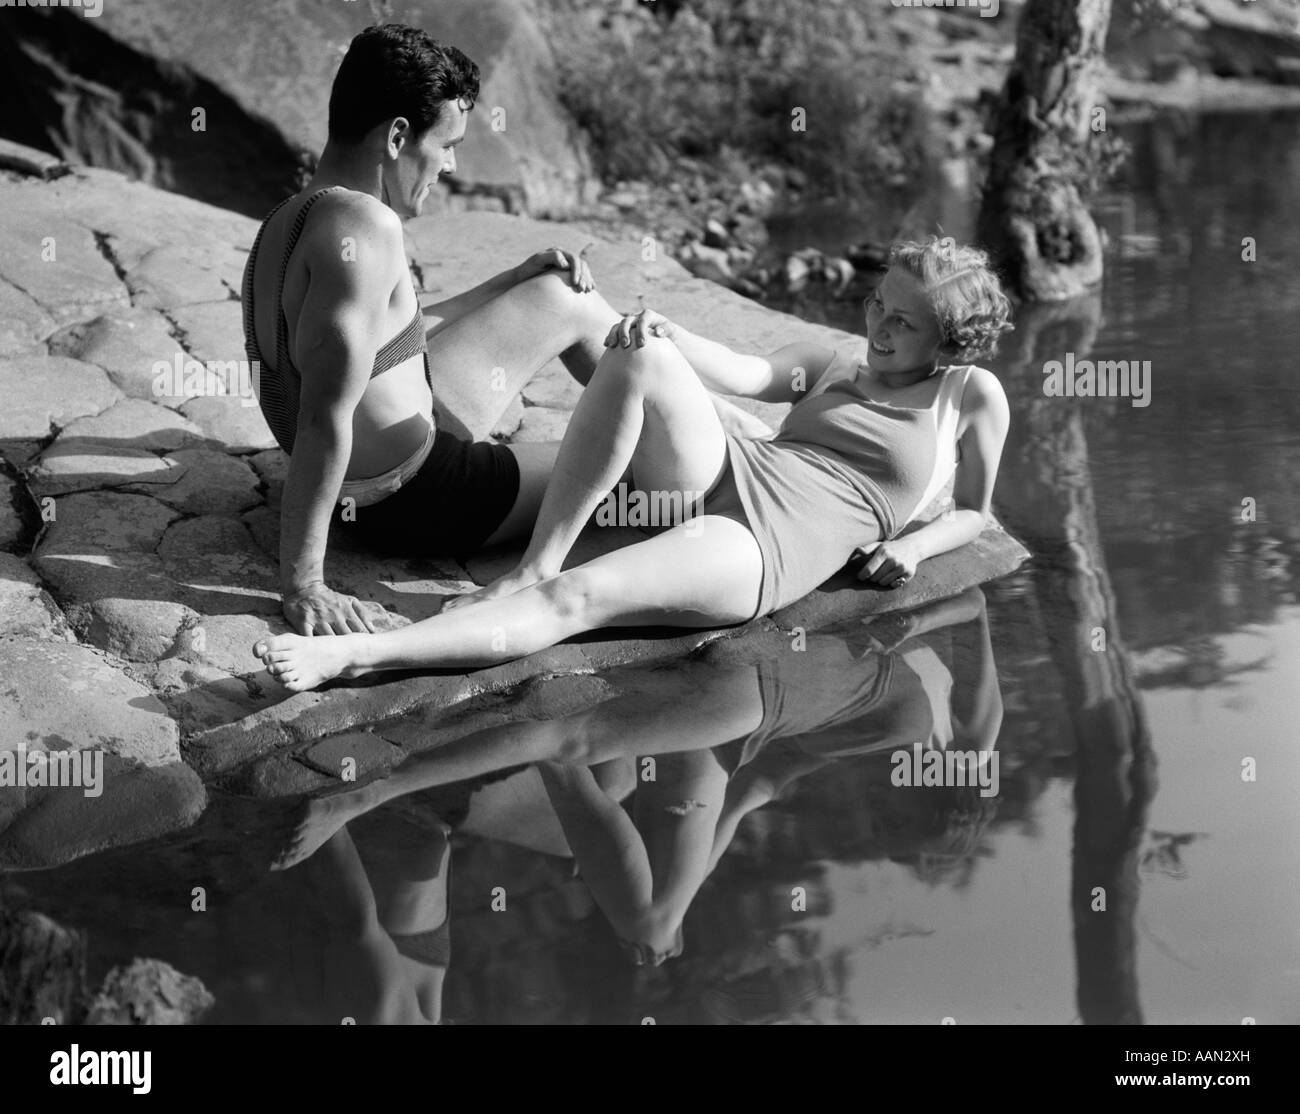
top-left (385, 117), bottom-right (411, 158)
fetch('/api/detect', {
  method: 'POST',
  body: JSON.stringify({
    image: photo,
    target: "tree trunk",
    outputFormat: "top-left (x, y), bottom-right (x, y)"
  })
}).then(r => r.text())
top-left (978, 0), bottom-right (1114, 301)
top-left (994, 298), bottom-right (1158, 1023)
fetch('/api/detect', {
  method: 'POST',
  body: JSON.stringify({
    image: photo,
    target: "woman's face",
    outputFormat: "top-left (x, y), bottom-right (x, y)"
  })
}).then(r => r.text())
top-left (863, 267), bottom-right (946, 375)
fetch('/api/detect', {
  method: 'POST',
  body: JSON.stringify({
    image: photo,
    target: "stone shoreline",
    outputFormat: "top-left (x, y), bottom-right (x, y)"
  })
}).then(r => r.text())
top-left (0, 147), bottom-right (1027, 868)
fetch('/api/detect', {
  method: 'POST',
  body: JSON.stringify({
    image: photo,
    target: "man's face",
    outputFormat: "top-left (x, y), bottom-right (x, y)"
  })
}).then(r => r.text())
top-left (383, 99), bottom-right (469, 218)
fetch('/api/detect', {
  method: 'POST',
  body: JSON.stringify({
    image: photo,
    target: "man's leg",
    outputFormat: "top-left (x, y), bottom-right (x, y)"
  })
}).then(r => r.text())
top-left (424, 271), bottom-right (619, 441)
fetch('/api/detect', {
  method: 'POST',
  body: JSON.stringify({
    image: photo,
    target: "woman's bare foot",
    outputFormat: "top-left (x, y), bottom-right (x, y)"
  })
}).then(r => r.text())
top-left (254, 633), bottom-right (371, 692)
top-left (440, 564), bottom-right (549, 613)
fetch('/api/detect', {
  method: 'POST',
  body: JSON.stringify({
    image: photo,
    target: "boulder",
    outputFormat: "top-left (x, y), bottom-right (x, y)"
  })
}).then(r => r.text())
top-left (3, 0), bottom-right (594, 217)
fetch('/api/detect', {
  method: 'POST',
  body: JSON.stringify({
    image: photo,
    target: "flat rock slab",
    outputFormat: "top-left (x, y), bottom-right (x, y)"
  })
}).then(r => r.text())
top-left (0, 356), bottom-right (122, 440)
top-left (0, 638), bottom-right (179, 763)
top-left (772, 520), bottom-right (1030, 630)
top-left (49, 309), bottom-right (187, 402)
top-left (0, 758), bottom-right (206, 871)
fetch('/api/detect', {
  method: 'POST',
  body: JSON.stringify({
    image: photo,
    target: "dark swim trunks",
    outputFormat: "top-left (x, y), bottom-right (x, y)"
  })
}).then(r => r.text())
top-left (337, 428), bottom-right (520, 559)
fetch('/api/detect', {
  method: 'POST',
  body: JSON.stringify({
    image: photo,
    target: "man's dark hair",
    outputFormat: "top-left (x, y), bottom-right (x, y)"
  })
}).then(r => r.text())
top-left (328, 24), bottom-right (480, 144)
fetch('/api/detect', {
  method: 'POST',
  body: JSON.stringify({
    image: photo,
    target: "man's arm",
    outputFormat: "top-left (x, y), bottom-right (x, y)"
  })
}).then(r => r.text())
top-left (278, 201), bottom-right (402, 635)
top-left (422, 247), bottom-right (594, 326)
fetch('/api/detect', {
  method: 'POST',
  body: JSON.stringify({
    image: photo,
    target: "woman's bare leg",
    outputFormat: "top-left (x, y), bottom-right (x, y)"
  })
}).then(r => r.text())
top-left (254, 512), bottom-right (762, 690)
top-left (444, 332), bottom-right (731, 610)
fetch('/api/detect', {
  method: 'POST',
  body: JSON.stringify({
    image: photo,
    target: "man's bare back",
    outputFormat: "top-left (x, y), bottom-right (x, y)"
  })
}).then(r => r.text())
top-left (246, 188), bottom-right (434, 480)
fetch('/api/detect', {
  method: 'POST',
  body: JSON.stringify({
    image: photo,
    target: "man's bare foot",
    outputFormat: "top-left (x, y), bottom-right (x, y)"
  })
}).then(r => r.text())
top-left (254, 633), bottom-right (370, 692)
top-left (441, 565), bottom-right (548, 613)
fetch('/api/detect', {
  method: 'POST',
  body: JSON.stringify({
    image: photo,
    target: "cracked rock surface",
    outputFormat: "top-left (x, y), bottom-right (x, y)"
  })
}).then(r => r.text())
top-left (0, 153), bottom-right (1028, 866)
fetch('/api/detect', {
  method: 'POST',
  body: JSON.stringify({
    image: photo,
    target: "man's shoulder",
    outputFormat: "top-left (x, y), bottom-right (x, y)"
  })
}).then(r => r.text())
top-left (300, 188), bottom-right (404, 257)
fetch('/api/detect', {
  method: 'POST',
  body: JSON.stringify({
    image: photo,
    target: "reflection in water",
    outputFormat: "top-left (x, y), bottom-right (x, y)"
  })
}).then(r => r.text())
top-left (259, 586), bottom-right (1006, 1023)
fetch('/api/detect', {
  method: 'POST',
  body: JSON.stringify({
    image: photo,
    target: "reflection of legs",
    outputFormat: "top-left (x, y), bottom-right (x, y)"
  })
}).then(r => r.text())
top-left (540, 748), bottom-right (730, 963)
top-left (424, 273), bottom-right (619, 441)
top-left (272, 663), bottom-right (764, 869)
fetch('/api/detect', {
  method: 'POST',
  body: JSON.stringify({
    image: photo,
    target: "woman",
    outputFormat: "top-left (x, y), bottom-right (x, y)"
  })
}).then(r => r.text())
top-left (254, 235), bottom-right (1012, 690)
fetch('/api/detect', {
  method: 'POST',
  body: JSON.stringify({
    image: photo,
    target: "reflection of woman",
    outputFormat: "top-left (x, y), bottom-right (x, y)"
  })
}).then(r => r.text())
top-left (255, 236), bottom-right (1011, 690)
top-left (274, 587), bottom-right (1000, 978)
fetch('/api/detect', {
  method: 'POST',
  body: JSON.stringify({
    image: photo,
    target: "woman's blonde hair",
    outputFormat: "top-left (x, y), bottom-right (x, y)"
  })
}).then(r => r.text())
top-left (888, 236), bottom-right (1013, 361)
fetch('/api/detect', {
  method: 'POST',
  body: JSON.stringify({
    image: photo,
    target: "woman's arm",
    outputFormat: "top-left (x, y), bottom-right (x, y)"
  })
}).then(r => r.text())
top-left (857, 367), bottom-right (1011, 585)
top-left (675, 330), bottom-right (836, 404)
top-left (608, 310), bottom-right (836, 403)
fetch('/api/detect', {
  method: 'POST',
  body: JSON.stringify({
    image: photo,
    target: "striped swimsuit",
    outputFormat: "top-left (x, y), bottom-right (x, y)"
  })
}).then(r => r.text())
top-left (240, 186), bottom-right (520, 557)
top-left (241, 186), bottom-right (427, 455)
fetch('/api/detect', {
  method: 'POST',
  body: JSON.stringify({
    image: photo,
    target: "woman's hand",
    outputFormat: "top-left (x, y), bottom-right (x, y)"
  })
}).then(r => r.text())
top-left (605, 307), bottom-right (677, 349)
top-left (516, 245), bottom-right (595, 291)
top-left (851, 538), bottom-right (921, 589)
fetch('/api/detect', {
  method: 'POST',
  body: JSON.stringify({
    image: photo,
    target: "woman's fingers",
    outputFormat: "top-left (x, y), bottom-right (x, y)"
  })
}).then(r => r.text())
top-left (860, 546), bottom-right (889, 582)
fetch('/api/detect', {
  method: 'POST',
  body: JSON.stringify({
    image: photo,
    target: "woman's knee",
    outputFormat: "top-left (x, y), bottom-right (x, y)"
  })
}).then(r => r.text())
top-left (600, 334), bottom-right (691, 391)
top-left (536, 565), bottom-right (609, 626)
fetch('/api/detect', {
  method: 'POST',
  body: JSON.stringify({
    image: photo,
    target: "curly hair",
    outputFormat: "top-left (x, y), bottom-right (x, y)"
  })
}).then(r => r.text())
top-left (888, 236), bottom-right (1014, 362)
top-left (328, 24), bottom-right (481, 144)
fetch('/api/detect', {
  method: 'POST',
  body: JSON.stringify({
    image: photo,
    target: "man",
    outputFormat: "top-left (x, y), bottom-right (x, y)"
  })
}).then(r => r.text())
top-left (243, 23), bottom-right (764, 638)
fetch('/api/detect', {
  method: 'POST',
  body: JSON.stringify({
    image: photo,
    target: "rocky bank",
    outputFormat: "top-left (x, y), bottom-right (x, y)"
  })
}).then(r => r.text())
top-left (0, 144), bottom-right (1027, 870)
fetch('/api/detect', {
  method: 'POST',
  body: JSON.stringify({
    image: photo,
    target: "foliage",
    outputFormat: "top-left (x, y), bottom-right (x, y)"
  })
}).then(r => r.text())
top-left (539, 0), bottom-right (939, 203)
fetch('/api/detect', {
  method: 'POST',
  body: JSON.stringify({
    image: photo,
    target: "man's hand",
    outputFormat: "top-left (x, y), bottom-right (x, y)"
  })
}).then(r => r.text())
top-left (850, 538), bottom-right (921, 589)
top-left (282, 584), bottom-right (377, 636)
top-left (516, 246), bottom-right (595, 292)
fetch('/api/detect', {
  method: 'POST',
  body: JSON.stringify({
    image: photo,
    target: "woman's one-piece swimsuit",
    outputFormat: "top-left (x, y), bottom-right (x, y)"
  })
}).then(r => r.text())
top-left (707, 351), bottom-right (974, 617)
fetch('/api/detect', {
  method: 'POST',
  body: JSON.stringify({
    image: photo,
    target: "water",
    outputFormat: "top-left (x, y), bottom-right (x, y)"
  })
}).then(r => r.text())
top-left (4, 112), bottom-right (1299, 1025)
